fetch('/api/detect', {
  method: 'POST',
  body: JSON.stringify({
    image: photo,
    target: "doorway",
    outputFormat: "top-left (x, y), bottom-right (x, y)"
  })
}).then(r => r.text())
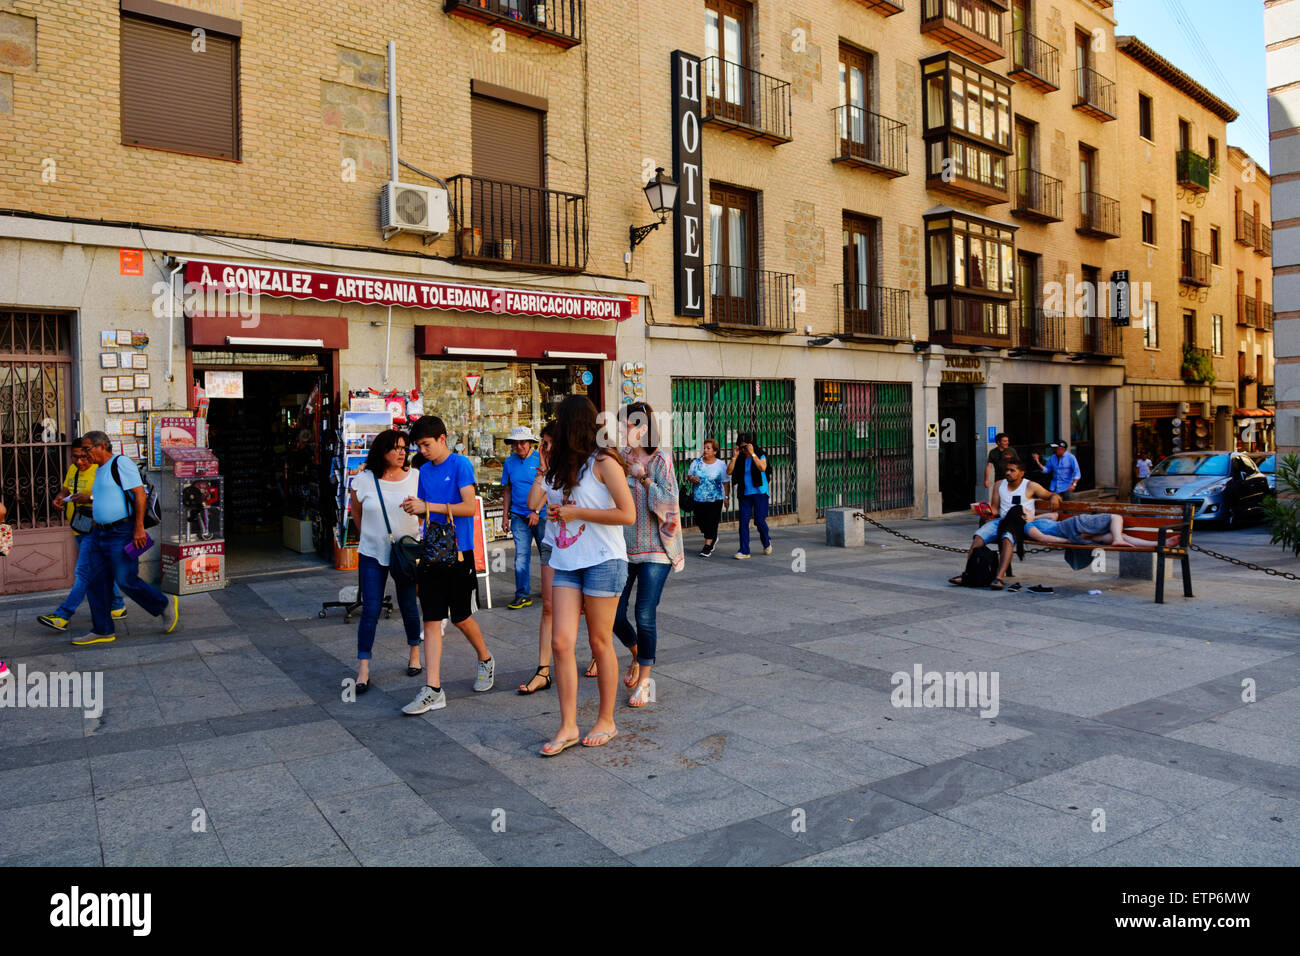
top-left (939, 382), bottom-right (976, 513)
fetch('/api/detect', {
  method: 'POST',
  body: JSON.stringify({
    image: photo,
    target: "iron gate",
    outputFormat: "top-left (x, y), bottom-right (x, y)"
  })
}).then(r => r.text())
top-left (1, 311), bottom-right (77, 594)
top-left (670, 377), bottom-right (797, 522)
top-left (814, 380), bottom-right (913, 516)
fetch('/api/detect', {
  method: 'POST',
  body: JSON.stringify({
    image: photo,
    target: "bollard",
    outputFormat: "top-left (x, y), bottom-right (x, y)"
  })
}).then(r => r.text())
top-left (826, 508), bottom-right (864, 548)
top-left (1118, 550), bottom-right (1158, 581)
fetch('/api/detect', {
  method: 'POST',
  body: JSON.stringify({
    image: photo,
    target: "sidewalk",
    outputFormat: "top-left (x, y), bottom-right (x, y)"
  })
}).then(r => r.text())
top-left (1, 515), bottom-right (1298, 866)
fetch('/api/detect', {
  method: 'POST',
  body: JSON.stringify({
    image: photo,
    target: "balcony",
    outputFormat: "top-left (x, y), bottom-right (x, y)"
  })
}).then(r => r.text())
top-left (1079, 321), bottom-right (1122, 357)
top-left (443, 0), bottom-right (582, 48)
top-left (1239, 294), bottom-right (1257, 328)
top-left (1077, 191), bottom-right (1120, 239)
top-left (921, 0), bottom-right (1006, 65)
top-left (1176, 149), bottom-right (1211, 193)
top-left (446, 175), bottom-right (587, 272)
top-left (836, 285), bottom-right (910, 341)
top-left (1256, 224), bottom-right (1272, 257)
top-left (701, 57), bottom-right (793, 145)
top-left (1178, 247), bottom-right (1210, 287)
top-left (1014, 307), bottom-right (1065, 353)
top-left (1236, 210), bottom-right (1256, 246)
top-left (851, 0), bottom-right (905, 14)
top-left (1073, 67), bottom-right (1116, 121)
top-left (832, 106), bottom-right (908, 177)
top-left (926, 136), bottom-right (1010, 205)
top-left (1262, 302), bottom-right (1274, 331)
top-left (928, 293), bottom-right (1013, 349)
top-left (702, 265), bottom-right (795, 335)
top-left (1010, 168), bottom-right (1063, 222)
top-left (1007, 29), bottom-right (1060, 92)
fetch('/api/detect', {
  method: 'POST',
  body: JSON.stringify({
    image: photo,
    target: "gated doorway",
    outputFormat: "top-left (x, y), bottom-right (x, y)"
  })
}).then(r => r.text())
top-left (938, 382), bottom-right (976, 513)
top-left (0, 311), bottom-right (77, 594)
top-left (670, 377), bottom-right (796, 522)
top-left (814, 380), bottom-right (913, 516)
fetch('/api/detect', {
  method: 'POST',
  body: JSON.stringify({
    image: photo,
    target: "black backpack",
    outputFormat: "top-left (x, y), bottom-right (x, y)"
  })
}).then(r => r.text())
top-left (110, 456), bottom-right (161, 529)
top-left (962, 546), bottom-right (999, 588)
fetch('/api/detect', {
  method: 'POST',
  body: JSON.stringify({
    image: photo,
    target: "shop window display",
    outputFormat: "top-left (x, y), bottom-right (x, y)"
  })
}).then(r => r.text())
top-left (417, 360), bottom-right (598, 539)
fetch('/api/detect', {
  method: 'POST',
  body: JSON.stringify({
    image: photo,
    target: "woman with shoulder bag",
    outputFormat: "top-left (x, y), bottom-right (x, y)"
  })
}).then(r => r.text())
top-left (349, 429), bottom-right (423, 694)
top-left (687, 437), bottom-right (728, 557)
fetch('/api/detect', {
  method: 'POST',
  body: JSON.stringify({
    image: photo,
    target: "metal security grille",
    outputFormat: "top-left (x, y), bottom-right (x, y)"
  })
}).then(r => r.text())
top-left (814, 380), bottom-right (913, 516)
top-left (670, 377), bottom-right (796, 521)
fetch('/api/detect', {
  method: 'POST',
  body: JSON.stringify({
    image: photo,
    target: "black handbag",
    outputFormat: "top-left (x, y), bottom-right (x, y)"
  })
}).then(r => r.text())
top-left (420, 501), bottom-right (461, 569)
top-left (679, 485), bottom-right (695, 513)
top-left (69, 469), bottom-right (94, 533)
top-left (372, 471), bottom-right (422, 583)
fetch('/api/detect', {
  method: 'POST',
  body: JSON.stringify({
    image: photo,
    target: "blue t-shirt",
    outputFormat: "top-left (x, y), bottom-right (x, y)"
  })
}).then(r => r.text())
top-left (739, 455), bottom-right (769, 497)
top-left (688, 458), bottom-right (729, 502)
top-left (417, 453), bottom-right (477, 552)
top-left (91, 454), bottom-right (141, 524)
top-left (501, 450), bottom-right (541, 516)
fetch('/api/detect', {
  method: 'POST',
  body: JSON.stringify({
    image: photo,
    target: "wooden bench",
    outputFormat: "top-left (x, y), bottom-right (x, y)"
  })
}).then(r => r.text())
top-left (1023, 501), bottom-right (1194, 604)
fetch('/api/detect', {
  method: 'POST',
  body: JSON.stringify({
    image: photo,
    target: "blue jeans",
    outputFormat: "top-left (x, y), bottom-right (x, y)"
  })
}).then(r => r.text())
top-left (613, 560), bottom-right (672, 666)
top-left (509, 512), bottom-right (549, 600)
top-left (83, 526), bottom-right (168, 635)
top-left (738, 493), bottom-right (771, 555)
top-left (57, 534), bottom-right (125, 619)
top-left (356, 553), bottom-right (423, 660)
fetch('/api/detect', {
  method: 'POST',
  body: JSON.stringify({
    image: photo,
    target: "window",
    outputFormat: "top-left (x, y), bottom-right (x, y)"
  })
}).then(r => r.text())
top-left (1178, 119), bottom-right (1190, 152)
top-left (839, 43), bottom-right (875, 154)
top-left (120, 11), bottom-right (241, 160)
top-left (1210, 227), bottom-right (1221, 265)
top-left (469, 92), bottom-right (546, 263)
top-left (842, 214), bottom-right (883, 334)
top-left (1138, 93), bottom-right (1153, 140)
top-left (705, 0), bottom-right (751, 122)
top-left (921, 54), bottom-right (1012, 200)
top-left (1212, 314), bottom-right (1223, 355)
top-left (1183, 309), bottom-right (1196, 347)
top-left (1141, 197), bottom-right (1155, 245)
top-left (1144, 299), bottom-right (1159, 348)
top-left (709, 184), bottom-right (757, 323)
top-left (924, 210), bottom-right (1015, 339)
top-left (1208, 136), bottom-right (1219, 175)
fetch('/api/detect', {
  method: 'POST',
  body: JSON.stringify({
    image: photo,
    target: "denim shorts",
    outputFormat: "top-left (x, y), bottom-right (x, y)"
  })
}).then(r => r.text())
top-left (539, 541), bottom-right (553, 567)
top-left (974, 518), bottom-right (1015, 543)
top-left (551, 558), bottom-right (628, 598)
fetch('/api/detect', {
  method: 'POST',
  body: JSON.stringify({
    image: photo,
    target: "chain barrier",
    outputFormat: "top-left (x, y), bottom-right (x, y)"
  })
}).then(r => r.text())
top-left (853, 511), bottom-right (1300, 577)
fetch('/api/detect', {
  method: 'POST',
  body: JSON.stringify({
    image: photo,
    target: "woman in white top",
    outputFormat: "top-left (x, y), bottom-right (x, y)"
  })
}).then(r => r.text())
top-left (528, 396), bottom-right (635, 756)
top-left (349, 429), bottom-right (423, 693)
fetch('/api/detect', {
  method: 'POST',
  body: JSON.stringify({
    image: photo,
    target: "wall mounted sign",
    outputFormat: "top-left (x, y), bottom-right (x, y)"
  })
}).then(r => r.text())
top-left (119, 249), bottom-right (143, 276)
top-left (183, 260), bottom-right (630, 322)
top-left (670, 50), bottom-right (704, 318)
top-left (941, 355), bottom-right (985, 384)
top-left (1110, 269), bottom-right (1130, 327)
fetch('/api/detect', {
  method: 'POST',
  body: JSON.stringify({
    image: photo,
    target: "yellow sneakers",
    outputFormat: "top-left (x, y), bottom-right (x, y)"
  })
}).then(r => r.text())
top-left (164, 595), bottom-right (180, 634)
top-left (38, 615), bottom-right (70, 631)
top-left (111, 607), bottom-right (127, 620)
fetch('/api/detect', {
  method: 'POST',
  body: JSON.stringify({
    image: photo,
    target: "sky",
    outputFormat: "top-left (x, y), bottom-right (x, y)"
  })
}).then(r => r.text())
top-left (1113, 0), bottom-right (1270, 171)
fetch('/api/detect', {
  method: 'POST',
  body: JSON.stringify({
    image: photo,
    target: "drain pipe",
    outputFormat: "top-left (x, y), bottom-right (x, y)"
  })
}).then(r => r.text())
top-left (166, 257), bottom-right (183, 386)
top-left (387, 41), bottom-right (398, 183)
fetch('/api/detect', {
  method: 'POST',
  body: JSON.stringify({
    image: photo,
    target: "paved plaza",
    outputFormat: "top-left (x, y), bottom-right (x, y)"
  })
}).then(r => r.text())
top-left (1, 515), bottom-right (1298, 866)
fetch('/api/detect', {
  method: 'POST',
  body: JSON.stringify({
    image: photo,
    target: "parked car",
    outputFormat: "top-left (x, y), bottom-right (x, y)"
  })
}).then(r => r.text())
top-left (1249, 453), bottom-right (1276, 492)
top-left (1131, 451), bottom-right (1270, 528)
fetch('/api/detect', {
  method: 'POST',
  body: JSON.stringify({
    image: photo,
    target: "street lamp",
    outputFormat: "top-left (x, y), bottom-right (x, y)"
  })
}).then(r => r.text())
top-left (629, 167), bottom-right (678, 251)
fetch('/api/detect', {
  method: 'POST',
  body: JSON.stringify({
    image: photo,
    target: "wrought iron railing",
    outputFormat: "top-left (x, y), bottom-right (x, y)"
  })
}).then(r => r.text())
top-left (1236, 210), bottom-right (1256, 246)
top-left (1239, 294), bottom-right (1257, 327)
top-left (443, 0), bottom-right (582, 46)
top-left (833, 106), bottom-right (908, 175)
top-left (1262, 302), bottom-right (1274, 331)
top-left (1081, 320), bottom-right (1122, 356)
top-left (1256, 224), bottom-right (1272, 256)
top-left (1011, 167), bottom-right (1063, 221)
top-left (1073, 66), bottom-right (1116, 119)
top-left (1179, 247), bottom-right (1210, 287)
top-left (1176, 149), bottom-right (1211, 192)
top-left (835, 285), bottom-right (910, 340)
top-left (852, 0), bottom-right (905, 14)
top-left (1008, 29), bottom-right (1060, 90)
top-left (1014, 307), bottom-right (1065, 352)
top-left (704, 265), bottom-right (796, 332)
top-left (446, 174), bottom-right (587, 271)
top-left (701, 56), bottom-right (793, 144)
top-left (1078, 190), bottom-right (1120, 238)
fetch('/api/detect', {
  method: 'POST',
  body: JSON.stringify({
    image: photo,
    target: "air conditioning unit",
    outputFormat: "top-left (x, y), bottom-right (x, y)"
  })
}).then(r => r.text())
top-left (380, 181), bottom-right (449, 241)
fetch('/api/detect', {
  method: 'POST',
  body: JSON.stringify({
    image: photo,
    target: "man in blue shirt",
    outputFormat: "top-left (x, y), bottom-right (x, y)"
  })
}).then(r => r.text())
top-left (73, 431), bottom-right (179, 645)
top-left (1033, 441), bottom-right (1082, 500)
top-left (500, 426), bottom-right (548, 609)
top-left (399, 415), bottom-right (495, 715)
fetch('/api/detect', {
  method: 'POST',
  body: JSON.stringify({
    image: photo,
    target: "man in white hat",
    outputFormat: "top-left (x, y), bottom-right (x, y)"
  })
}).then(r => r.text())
top-left (501, 425), bottom-right (548, 609)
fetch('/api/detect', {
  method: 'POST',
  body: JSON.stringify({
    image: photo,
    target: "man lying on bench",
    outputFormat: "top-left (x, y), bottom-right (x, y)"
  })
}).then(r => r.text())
top-left (1024, 512), bottom-right (1148, 548)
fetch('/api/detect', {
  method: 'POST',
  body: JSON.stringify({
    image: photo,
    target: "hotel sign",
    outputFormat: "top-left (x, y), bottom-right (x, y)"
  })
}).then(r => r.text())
top-left (942, 355), bottom-right (985, 384)
top-left (671, 51), bottom-right (704, 317)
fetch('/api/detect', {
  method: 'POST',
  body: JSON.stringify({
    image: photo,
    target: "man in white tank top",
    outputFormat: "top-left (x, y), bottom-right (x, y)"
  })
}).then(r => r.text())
top-left (951, 460), bottom-right (1054, 589)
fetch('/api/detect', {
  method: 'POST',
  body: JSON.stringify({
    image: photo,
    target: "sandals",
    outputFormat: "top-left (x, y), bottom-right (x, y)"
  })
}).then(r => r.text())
top-left (584, 660), bottom-right (598, 678)
top-left (623, 661), bottom-right (639, 688)
top-left (582, 729), bottom-right (619, 748)
top-left (628, 681), bottom-right (652, 708)
top-left (517, 665), bottom-right (552, 695)
top-left (540, 735), bottom-right (581, 757)
top-left (989, 578), bottom-right (1006, 591)
top-left (948, 575), bottom-right (965, 586)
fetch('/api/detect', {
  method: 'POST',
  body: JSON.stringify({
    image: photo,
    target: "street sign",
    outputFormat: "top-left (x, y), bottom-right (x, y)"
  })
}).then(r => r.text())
top-left (926, 422), bottom-right (939, 450)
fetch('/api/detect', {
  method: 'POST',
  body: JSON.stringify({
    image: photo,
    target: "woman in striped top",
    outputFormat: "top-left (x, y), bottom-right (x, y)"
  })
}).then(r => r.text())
top-left (612, 402), bottom-right (684, 707)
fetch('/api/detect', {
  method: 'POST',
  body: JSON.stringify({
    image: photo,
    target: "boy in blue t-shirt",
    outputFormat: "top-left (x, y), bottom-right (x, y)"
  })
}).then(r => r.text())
top-left (399, 416), bottom-right (494, 714)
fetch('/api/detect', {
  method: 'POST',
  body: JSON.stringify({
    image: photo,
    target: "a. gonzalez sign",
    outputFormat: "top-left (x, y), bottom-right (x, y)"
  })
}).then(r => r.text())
top-left (182, 260), bottom-right (631, 321)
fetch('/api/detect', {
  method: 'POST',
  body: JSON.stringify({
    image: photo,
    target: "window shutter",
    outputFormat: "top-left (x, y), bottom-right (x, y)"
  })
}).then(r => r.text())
top-left (471, 96), bottom-right (542, 187)
top-left (120, 15), bottom-right (239, 160)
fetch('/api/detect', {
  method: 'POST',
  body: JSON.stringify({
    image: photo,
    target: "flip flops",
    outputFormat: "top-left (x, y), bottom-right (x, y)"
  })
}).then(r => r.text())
top-left (581, 729), bottom-right (619, 747)
top-left (540, 735), bottom-right (581, 757)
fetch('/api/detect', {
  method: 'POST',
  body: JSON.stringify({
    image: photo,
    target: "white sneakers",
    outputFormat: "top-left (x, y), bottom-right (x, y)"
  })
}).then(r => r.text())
top-left (474, 656), bottom-right (495, 692)
top-left (401, 656), bottom-right (494, 715)
top-left (733, 552), bottom-right (751, 560)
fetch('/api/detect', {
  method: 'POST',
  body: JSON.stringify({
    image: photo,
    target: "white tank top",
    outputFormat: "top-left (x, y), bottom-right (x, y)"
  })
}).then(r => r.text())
top-left (998, 477), bottom-right (1035, 521)
top-left (545, 453), bottom-right (629, 571)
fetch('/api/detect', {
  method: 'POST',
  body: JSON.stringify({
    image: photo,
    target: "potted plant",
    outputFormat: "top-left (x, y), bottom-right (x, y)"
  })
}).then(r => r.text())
top-left (1180, 343), bottom-right (1216, 386)
top-left (1242, 372), bottom-right (1258, 385)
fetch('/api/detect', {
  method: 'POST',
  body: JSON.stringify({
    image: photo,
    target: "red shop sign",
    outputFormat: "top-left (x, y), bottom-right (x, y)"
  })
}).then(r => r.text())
top-left (183, 260), bottom-right (630, 321)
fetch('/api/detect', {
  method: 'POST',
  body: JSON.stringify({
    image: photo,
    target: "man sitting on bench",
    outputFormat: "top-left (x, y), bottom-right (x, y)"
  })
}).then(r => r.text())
top-left (949, 460), bottom-right (1055, 590)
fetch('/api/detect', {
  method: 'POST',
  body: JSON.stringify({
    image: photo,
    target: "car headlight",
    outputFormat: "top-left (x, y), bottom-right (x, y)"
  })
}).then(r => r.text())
top-left (1133, 482), bottom-right (1148, 496)
top-left (1204, 480), bottom-right (1229, 493)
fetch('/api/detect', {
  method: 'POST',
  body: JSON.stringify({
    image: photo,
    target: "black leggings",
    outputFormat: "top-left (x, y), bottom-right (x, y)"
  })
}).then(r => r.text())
top-left (694, 500), bottom-right (724, 543)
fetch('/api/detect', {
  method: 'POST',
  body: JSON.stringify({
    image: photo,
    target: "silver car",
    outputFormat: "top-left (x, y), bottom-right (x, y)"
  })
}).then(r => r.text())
top-left (1131, 452), bottom-right (1270, 528)
top-left (1249, 453), bottom-right (1276, 492)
